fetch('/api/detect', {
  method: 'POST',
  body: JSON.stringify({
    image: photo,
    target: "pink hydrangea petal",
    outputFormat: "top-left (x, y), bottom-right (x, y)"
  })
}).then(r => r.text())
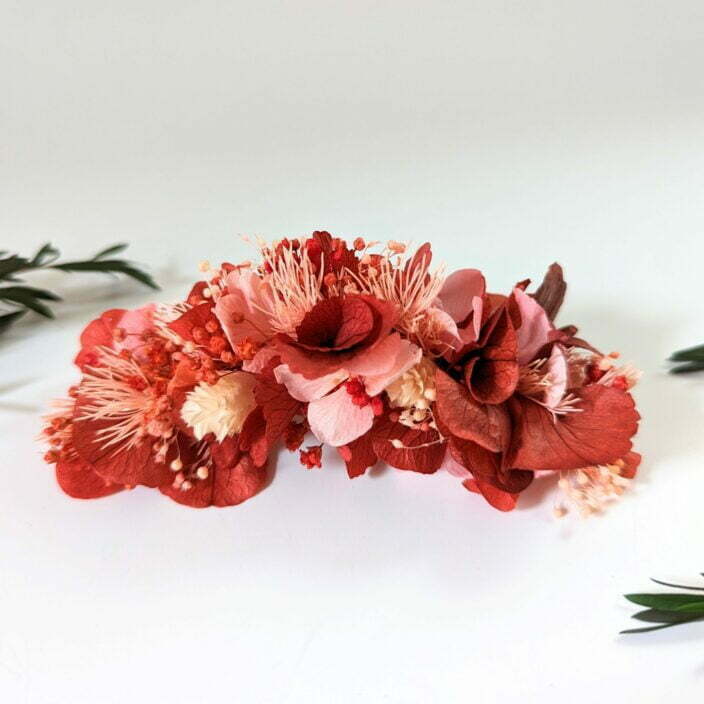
top-left (437, 269), bottom-right (486, 323)
top-left (471, 295), bottom-right (483, 340)
top-left (307, 387), bottom-right (375, 447)
top-left (274, 364), bottom-right (347, 402)
top-left (242, 346), bottom-right (280, 374)
top-left (513, 287), bottom-right (554, 364)
top-left (426, 307), bottom-right (462, 350)
top-left (544, 344), bottom-right (568, 409)
top-left (362, 338), bottom-right (422, 397)
top-left (215, 270), bottom-right (274, 348)
top-left (344, 333), bottom-right (420, 382)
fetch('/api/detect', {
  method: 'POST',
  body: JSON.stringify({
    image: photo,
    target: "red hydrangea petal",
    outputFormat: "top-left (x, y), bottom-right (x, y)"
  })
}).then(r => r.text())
top-left (168, 302), bottom-right (214, 343)
top-left (238, 407), bottom-right (269, 467)
top-left (372, 419), bottom-right (446, 473)
top-left (434, 369), bottom-right (511, 452)
top-left (339, 433), bottom-right (378, 478)
top-left (55, 457), bottom-right (124, 499)
top-left (463, 478), bottom-right (519, 511)
top-left (295, 298), bottom-right (343, 348)
top-left (334, 296), bottom-right (376, 348)
top-left (448, 436), bottom-right (533, 493)
top-left (508, 385), bottom-right (640, 471)
top-left (254, 375), bottom-right (303, 444)
top-left (161, 455), bottom-right (267, 508)
top-left (74, 309), bottom-right (125, 368)
top-left (72, 397), bottom-right (173, 487)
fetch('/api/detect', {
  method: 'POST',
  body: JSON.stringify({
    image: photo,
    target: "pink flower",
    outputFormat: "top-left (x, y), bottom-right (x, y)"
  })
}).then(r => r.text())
top-left (274, 329), bottom-right (421, 446)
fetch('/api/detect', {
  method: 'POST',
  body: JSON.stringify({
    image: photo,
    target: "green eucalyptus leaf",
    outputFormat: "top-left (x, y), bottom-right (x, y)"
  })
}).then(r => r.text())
top-left (670, 361), bottom-right (704, 374)
top-left (52, 260), bottom-right (159, 289)
top-left (0, 286), bottom-right (59, 318)
top-left (0, 254), bottom-right (31, 280)
top-left (670, 344), bottom-right (704, 362)
top-left (0, 309), bottom-right (26, 333)
top-left (621, 620), bottom-right (704, 635)
top-left (632, 609), bottom-right (704, 624)
top-left (31, 243), bottom-right (60, 266)
top-left (625, 593), bottom-right (704, 610)
top-left (93, 243), bottom-right (128, 259)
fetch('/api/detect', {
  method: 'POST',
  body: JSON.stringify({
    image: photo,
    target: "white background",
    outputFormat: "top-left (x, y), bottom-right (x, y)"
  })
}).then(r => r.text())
top-left (2, 1), bottom-right (704, 702)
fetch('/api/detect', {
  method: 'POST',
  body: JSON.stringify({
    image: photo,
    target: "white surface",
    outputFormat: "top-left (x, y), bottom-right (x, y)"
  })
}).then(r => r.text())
top-left (2, 2), bottom-right (704, 702)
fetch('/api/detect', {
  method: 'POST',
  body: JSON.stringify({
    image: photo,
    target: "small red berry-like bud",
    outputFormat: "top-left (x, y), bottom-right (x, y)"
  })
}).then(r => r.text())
top-left (299, 444), bottom-right (323, 469)
top-left (209, 335), bottom-right (227, 355)
top-left (611, 375), bottom-right (629, 391)
top-left (192, 326), bottom-right (208, 344)
top-left (351, 394), bottom-right (369, 407)
top-left (324, 272), bottom-right (337, 288)
top-left (44, 450), bottom-right (60, 464)
top-left (344, 378), bottom-right (364, 396)
top-left (370, 396), bottom-right (384, 416)
top-left (205, 318), bottom-right (219, 334)
top-left (235, 338), bottom-right (258, 361)
top-left (353, 237), bottom-right (365, 251)
top-left (220, 350), bottom-right (235, 364)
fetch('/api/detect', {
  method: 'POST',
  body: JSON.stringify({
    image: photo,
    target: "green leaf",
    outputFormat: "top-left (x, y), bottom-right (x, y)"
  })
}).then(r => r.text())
top-left (93, 243), bottom-right (128, 259)
top-left (632, 608), bottom-right (704, 624)
top-left (651, 577), bottom-right (704, 592)
top-left (0, 254), bottom-right (31, 281)
top-left (52, 260), bottom-right (159, 290)
top-left (625, 593), bottom-right (704, 611)
top-left (0, 309), bottom-right (26, 333)
top-left (0, 286), bottom-right (61, 318)
top-left (621, 620), bottom-right (704, 635)
top-left (670, 361), bottom-right (704, 374)
top-left (670, 344), bottom-right (704, 362)
top-left (30, 243), bottom-right (60, 267)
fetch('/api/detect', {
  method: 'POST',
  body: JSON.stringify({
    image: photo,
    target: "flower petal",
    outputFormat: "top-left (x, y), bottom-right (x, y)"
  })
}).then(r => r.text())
top-left (507, 385), bottom-right (640, 471)
top-left (543, 344), bottom-right (568, 409)
top-left (357, 337), bottom-right (422, 397)
top-left (274, 364), bottom-right (347, 402)
top-left (438, 268), bottom-right (486, 324)
top-left (55, 457), bottom-right (124, 499)
top-left (513, 287), bottom-right (553, 364)
top-left (434, 369), bottom-right (511, 453)
top-left (307, 387), bottom-right (375, 446)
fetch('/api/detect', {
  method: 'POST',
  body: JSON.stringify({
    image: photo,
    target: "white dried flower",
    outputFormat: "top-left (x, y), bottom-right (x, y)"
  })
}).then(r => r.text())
top-left (180, 372), bottom-right (257, 442)
top-left (385, 357), bottom-right (437, 428)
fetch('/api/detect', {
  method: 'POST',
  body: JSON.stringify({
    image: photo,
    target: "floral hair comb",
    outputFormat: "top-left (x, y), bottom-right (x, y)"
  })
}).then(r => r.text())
top-left (41, 232), bottom-right (641, 515)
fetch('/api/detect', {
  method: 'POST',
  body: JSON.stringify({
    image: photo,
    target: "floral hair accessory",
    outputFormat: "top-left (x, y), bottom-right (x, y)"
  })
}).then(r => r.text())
top-left (41, 232), bottom-right (641, 515)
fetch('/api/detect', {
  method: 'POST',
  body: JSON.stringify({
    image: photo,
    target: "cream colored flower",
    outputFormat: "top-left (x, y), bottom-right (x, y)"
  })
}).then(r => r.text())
top-left (181, 372), bottom-right (257, 442)
top-left (385, 357), bottom-right (437, 426)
